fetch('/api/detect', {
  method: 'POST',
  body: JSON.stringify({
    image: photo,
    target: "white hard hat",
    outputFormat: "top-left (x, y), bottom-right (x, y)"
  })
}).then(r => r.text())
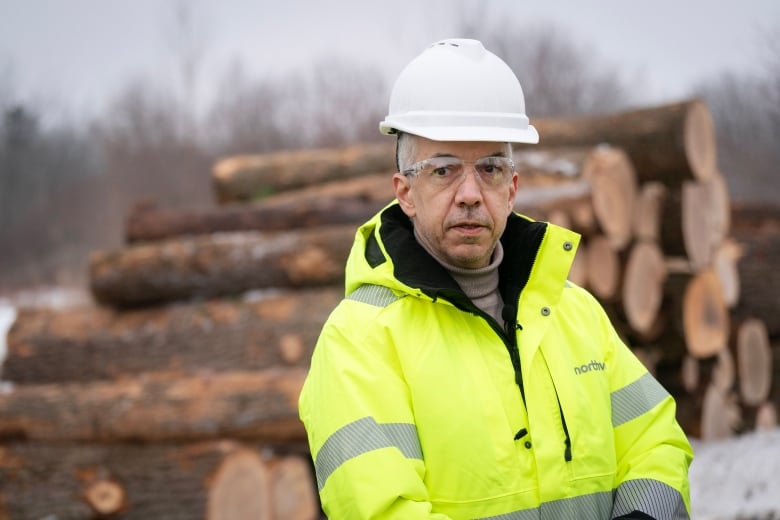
top-left (380, 38), bottom-right (538, 143)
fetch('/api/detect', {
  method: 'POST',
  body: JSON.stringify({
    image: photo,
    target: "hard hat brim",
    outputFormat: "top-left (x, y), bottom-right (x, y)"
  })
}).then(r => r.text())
top-left (380, 121), bottom-right (539, 144)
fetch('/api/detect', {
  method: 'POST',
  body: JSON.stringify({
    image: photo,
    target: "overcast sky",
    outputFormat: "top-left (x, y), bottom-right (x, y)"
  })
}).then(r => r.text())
top-left (1, 0), bottom-right (778, 121)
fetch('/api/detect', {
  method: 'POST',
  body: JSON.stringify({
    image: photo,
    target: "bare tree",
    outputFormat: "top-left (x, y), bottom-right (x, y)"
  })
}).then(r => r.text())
top-left (205, 56), bottom-right (389, 155)
top-left (163, 0), bottom-right (210, 141)
top-left (98, 79), bottom-right (213, 222)
top-left (290, 57), bottom-right (389, 148)
top-left (693, 23), bottom-right (780, 204)
top-left (205, 61), bottom-right (293, 155)
top-left (455, 12), bottom-right (635, 117)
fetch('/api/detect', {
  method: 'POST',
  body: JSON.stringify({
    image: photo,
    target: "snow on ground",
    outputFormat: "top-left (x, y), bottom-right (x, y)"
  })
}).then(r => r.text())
top-left (690, 429), bottom-right (780, 519)
top-left (0, 288), bottom-right (779, 518)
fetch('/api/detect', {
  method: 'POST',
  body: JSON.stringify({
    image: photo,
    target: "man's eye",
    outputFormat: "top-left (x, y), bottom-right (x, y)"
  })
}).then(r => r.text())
top-left (431, 165), bottom-right (454, 177)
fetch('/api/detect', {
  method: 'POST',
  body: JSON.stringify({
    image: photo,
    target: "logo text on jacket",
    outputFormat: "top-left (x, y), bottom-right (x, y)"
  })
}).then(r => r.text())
top-left (574, 360), bottom-right (606, 375)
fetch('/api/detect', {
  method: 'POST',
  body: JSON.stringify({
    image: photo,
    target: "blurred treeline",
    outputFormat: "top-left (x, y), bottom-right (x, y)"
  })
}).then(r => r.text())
top-left (0, 16), bottom-right (778, 291)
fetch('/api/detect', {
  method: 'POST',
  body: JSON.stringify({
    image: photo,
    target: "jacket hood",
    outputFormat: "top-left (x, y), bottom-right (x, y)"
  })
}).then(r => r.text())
top-left (345, 201), bottom-right (555, 311)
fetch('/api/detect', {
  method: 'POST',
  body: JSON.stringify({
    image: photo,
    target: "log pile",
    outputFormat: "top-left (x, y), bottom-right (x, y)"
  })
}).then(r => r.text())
top-left (2, 98), bottom-right (779, 518)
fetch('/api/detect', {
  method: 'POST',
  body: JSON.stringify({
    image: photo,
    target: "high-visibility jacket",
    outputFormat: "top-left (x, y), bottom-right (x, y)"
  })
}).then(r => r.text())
top-left (299, 203), bottom-right (693, 519)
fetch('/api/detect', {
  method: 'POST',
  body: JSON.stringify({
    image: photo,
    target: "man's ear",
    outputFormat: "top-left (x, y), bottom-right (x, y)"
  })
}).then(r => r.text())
top-left (393, 173), bottom-right (416, 218)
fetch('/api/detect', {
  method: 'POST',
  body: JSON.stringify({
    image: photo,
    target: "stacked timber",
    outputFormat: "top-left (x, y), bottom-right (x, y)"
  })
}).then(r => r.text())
top-left (515, 99), bottom-right (778, 440)
top-left (2, 99), bottom-right (779, 518)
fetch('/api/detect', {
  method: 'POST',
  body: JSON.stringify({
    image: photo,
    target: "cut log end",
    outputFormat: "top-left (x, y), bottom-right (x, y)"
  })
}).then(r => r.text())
top-left (633, 182), bottom-right (667, 242)
top-left (684, 99), bottom-right (718, 182)
top-left (735, 318), bottom-right (772, 406)
top-left (582, 146), bottom-right (637, 250)
top-left (584, 235), bottom-right (620, 301)
top-left (683, 269), bottom-right (729, 359)
top-left (207, 449), bottom-right (272, 520)
top-left (84, 479), bottom-right (126, 515)
top-left (622, 241), bottom-right (667, 335)
top-left (755, 402), bottom-right (778, 432)
top-left (700, 384), bottom-right (741, 441)
top-left (713, 239), bottom-right (741, 308)
top-left (269, 456), bottom-right (319, 520)
top-left (279, 334), bottom-right (306, 365)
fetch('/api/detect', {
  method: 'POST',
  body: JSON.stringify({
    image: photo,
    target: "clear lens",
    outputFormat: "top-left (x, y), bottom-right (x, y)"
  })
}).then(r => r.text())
top-left (404, 156), bottom-right (514, 188)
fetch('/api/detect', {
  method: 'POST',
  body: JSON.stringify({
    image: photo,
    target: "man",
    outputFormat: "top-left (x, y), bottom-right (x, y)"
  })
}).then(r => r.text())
top-left (299, 38), bottom-right (693, 519)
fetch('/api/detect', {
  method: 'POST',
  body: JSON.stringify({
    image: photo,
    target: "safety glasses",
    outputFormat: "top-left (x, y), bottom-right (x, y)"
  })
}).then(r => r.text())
top-left (402, 155), bottom-right (515, 189)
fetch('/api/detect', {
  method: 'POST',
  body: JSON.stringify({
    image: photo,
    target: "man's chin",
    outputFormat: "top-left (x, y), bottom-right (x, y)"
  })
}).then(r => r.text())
top-left (446, 246), bottom-right (491, 269)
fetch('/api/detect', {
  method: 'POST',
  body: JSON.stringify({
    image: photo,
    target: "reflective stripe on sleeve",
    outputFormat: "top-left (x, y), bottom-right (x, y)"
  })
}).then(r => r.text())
top-left (314, 416), bottom-right (422, 490)
top-left (611, 478), bottom-right (690, 519)
top-left (478, 480), bottom-right (687, 520)
top-left (478, 490), bottom-right (613, 519)
top-left (346, 284), bottom-right (400, 307)
top-left (611, 372), bottom-right (670, 427)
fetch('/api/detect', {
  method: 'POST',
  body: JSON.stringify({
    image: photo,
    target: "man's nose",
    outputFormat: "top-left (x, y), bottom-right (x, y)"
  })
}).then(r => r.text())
top-left (454, 167), bottom-right (483, 205)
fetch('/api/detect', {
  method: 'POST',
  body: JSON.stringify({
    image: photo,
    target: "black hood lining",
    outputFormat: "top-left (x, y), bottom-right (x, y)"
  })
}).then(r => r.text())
top-left (375, 205), bottom-right (547, 306)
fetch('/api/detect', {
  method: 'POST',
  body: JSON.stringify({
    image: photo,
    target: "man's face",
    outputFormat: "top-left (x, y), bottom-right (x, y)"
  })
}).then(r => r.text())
top-left (393, 136), bottom-right (518, 269)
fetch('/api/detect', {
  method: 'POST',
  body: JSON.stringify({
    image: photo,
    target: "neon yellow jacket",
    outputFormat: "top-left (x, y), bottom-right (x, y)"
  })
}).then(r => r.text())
top-left (299, 203), bottom-right (693, 519)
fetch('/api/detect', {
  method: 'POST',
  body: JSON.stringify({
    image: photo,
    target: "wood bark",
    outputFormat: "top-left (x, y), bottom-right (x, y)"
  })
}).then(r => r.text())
top-left (255, 170), bottom-right (394, 208)
top-left (730, 225), bottom-right (780, 336)
top-left (126, 195), bottom-right (387, 243)
top-left (89, 224), bottom-right (356, 308)
top-left (212, 141), bottom-right (395, 203)
top-left (0, 369), bottom-right (307, 442)
top-left (522, 98), bottom-right (718, 185)
top-left (3, 287), bottom-right (340, 384)
top-left (0, 441), bottom-right (318, 520)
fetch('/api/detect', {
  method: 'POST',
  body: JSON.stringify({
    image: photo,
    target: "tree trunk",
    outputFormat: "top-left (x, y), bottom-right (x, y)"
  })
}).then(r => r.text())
top-left (0, 369), bottom-right (307, 442)
top-left (126, 195), bottom-right (387, 243)
top-left (731, 225), bottom-right (780, 336)
top-left (89, 224), bottom-right (356, 308)
top-left (0, 441), bottom-right (319, 520)
top-left (660, 181), bottom-right (719, 270)
top-left (514, 145), bottom-right (637, 249)
top-left (212, 141), bottom-right (395, 203)
top-left (3, 287), bottom-right (340, 384)
top-left (523, 98), bottom-right (718, 185)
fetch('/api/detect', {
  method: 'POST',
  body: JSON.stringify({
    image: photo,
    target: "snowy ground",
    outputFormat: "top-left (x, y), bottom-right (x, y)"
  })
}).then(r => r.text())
top-left (0, 290), bottom-right (779, 519)
top-left (690, 431), bottom-right (780, 519)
